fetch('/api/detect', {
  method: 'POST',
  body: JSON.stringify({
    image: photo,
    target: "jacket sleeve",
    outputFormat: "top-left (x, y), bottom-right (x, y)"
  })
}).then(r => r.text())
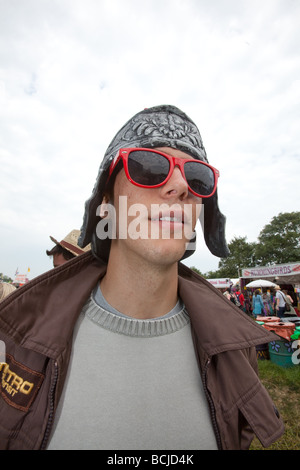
top-left (239, 347), bottom-right (284, 449)
top-left (239, 347), bottom-right (258, 448)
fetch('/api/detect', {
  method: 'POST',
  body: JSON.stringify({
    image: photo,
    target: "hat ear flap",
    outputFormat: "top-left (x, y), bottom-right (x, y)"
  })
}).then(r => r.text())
top-left (91, 231), bottom-right (111, 263)
top-left (202, 194), bottom-right (230, 258)
top-left (180, 191), bottom-right (229, 262)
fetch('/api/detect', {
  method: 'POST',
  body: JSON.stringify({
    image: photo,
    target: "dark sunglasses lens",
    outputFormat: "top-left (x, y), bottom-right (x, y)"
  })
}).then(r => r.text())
top-left (128, 151), bottom-right (170, 186)
top-left (184, 161), bottom-right (215, 196)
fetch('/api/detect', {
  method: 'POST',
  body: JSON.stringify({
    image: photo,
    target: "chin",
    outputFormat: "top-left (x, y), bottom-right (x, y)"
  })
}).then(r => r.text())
top-left (144, 239), bottom-right (187, 266)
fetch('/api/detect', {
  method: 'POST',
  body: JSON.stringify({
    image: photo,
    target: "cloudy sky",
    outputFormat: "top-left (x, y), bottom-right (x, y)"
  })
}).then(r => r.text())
top-left (0, 0), bottom-right (299, 281)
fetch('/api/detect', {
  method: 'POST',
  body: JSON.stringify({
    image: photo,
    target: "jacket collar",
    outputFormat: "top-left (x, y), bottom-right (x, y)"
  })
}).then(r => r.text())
top-left (178, 263), bottom-right (278, 356)
top-left (0, 252), bottom-right (104, 358)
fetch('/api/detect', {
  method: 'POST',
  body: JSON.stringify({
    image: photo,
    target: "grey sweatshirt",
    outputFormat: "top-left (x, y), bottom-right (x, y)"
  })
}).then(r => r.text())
top-left (48, 286), bottom-right (217, 450)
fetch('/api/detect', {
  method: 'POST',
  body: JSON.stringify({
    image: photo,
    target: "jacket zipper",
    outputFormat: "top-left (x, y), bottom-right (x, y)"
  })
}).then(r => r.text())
top-left (202, 358), bottom-right (223, 450)
top-left (40, 360), bottom-right (58, 450)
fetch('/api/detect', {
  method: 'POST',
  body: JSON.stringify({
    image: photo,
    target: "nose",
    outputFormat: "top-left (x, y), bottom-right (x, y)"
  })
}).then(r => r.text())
top-left (161, 166), bottom-right (189, 200)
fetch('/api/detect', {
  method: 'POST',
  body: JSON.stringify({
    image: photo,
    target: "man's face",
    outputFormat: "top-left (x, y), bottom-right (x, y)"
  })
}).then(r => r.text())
top-left (106, 147), bottom-right (202, 266)
top-left (52, 253), bottom-right (68, 268)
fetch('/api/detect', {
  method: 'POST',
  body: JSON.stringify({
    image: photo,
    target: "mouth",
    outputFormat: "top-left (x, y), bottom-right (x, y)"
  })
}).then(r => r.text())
top-left (152, 215), bottom-right (184, 223)
top-left (145, 204), bottom-right (198, 240)
top-left (149, 209), bottom-right (191, 239)
top-left (150, 209), bottom-right (186, 225)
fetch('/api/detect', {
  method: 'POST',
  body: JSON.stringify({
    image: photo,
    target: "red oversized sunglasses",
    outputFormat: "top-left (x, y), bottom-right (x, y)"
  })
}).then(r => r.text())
top-left (108, 148), bottom-right (220, 198)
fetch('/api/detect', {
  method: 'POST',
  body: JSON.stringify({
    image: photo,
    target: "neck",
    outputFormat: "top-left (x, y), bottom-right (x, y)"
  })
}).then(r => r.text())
top-left (100, 249), bottom-right (179, 319)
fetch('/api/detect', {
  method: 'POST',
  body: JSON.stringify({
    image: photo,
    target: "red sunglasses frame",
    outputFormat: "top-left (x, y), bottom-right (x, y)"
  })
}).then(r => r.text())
top-left (108, 147), bottom-right (220, 198)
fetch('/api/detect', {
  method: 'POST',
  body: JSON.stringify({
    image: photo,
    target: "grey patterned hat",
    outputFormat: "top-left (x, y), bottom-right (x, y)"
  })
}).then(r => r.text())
top-left (78, 105), bottom-right (229, 261)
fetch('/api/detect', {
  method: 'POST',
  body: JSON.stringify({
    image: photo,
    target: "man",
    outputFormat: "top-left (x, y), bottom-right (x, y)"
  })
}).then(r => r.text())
top-left (275, 285), bottom-right (287, 318)
top-left (0, 105), bottom-right (284, 450)
top-left (235, 288), bottom-right (245, 310)
top-left (46, 229), bottom-right (91, 267)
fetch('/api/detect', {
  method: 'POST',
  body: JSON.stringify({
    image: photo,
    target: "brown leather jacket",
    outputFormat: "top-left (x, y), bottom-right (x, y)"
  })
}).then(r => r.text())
top-left (0, 252), bottom-right (284, 450)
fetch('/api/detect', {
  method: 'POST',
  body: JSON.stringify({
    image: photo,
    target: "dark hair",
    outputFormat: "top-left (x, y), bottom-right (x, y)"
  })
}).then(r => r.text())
top-left (46, 244), bottom-right (75, 261)
top-left (103, 159), bottom-right (124, 203)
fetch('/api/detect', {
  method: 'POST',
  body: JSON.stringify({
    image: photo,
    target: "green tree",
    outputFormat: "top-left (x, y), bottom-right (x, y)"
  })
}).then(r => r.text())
top-left (204, 269), bottom-right (222, 279)
top-left (0, 273), bottom-right (13, 283)
top-left (255, 212), bottom-right (300, 265)
top-left (190, 266), bottom-right (204, 276)
top-left (216, 236), bottom-right (257, 278)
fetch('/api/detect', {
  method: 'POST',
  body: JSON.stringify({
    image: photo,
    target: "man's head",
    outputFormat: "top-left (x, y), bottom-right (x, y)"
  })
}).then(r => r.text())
top-left (46, 229), bottom-right (91, 268)
top-left (78, 105), bottom-right (229, 262)
top-left (102, 146), bottom-right (204, 266)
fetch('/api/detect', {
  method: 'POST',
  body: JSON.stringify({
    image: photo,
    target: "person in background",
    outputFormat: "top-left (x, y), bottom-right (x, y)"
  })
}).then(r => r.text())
top-left (235, 288), bottom-right (244, 310)
top-left (282, 290), bottom-right (297, 316)
top-left (270, 288), bottom-right (277, 312)
top-left (275, 285), bottom-right (287, 318)
top-left (252, 289), bottom-right (265, 317)
top-left (46, 229), bottom-right (91, 267)
top-left (224, 287), bottom-right (240, 307)
top-left (261, 289), bottom-right (274, 316)
top-left (223, 287), bottom-right (231, 301)
top-left (0, 282), bottom-right (16, 302)
top-left (243, 291), bottom-right (252, 316)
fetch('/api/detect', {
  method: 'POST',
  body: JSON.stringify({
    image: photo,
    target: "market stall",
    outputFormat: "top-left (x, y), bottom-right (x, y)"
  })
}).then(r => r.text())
top-left (241, 262), bottom-right (300, 285)
top-left (240, 261), bottom-right (300, 314)
top-left (12, 273), bottom-right (30, 287)
top-left (206, 278), bottom-right (239, 290)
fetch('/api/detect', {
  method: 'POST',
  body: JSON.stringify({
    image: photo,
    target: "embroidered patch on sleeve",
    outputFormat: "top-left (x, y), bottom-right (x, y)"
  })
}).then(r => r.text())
top-left (0, 353), bottom-right (45, 412)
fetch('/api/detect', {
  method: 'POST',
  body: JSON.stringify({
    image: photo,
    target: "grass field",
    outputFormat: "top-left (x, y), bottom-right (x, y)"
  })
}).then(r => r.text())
top-left (250, 359), bottom-right (300, 450)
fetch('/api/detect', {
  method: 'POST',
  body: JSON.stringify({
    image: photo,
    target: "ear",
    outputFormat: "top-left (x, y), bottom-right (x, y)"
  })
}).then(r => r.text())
top-left (99, 194), bottom-right (110, 218)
